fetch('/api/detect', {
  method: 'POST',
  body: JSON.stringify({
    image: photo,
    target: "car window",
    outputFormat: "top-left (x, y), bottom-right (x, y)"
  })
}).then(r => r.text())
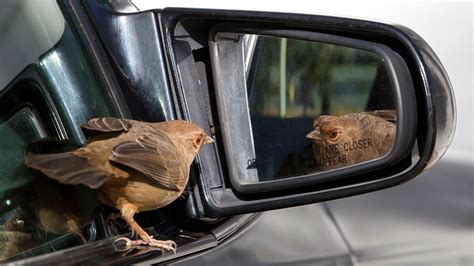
top-left (0, 1), bottom-right (104, 260)
top-left (0, 0), bottom-right (64, 90)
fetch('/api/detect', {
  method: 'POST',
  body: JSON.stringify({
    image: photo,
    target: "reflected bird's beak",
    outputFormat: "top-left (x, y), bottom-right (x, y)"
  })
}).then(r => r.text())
top-left (306, 128), bottom-right (321, 141)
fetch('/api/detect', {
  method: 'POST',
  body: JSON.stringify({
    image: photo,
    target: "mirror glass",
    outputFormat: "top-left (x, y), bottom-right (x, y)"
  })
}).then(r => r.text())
top-left (212, 32), bottom-right (398, 185)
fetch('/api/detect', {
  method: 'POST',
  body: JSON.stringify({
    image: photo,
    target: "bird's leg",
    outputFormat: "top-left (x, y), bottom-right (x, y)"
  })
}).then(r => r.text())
top-left (126, 219), bottom-right (177, 252)
top-left (115, 203), bottom-right (176, 253)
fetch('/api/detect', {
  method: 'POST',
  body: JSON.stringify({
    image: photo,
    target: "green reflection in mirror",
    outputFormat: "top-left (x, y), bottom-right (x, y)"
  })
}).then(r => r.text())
top-left (248, 37), bottom-right (382, 118)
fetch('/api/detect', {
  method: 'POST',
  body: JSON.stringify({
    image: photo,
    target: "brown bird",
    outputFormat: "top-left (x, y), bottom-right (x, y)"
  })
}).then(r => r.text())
top-left (306, 110), bottom-right (397, 171)
top-left (25, 118), bottom-right (214, 252)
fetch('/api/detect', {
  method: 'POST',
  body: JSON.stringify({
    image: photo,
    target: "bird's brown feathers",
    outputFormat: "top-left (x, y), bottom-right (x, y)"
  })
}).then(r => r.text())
top-left (81, 117), bottom-right (133, 138)
top-left (25, 118), bottom-right (208, 193)
top-left (307, 110), bottom-right (397, 170)
top-left (24, 152), bottom-right (112, 189)
top-left (110, 139), bottom-right (185, 191)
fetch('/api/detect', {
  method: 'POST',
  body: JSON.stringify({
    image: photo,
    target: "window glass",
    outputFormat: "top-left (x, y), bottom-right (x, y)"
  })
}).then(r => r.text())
top-left (0, 108), bottom-right (84, 260)
top-left (0, 0), bottom-right (64, 90)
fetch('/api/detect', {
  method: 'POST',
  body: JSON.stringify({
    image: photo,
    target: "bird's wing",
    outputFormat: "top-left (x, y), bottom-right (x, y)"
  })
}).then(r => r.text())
top-left (81, 117), bottom-right (134, 138)
top-left (25, 152), bottom-right (118, 189)
top-left (109, 126), bottom-right (186, 191)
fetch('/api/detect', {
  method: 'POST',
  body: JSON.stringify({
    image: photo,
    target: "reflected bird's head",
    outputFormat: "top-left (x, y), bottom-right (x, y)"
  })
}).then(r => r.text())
top-left (306, 111), bottom-right (397, 170)
top-left (306, 115), bottom-right (358, 146)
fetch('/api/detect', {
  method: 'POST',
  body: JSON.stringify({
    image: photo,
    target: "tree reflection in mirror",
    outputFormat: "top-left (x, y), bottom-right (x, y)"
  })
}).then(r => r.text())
top-left (244, 35), bottom-right (397, 180)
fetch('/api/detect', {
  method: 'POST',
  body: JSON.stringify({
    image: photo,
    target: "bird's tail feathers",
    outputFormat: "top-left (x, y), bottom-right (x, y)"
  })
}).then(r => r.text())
top-left (25, 152), bottom-right (110, 189)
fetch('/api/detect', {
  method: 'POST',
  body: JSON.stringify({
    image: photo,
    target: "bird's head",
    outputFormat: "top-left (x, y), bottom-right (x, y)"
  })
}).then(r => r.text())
top-left (161, 120), bottom-right (214, 163)
top-left (306, 115), bottom-right (359, 146)
top-left (305, 112), bottom-right (396, 170)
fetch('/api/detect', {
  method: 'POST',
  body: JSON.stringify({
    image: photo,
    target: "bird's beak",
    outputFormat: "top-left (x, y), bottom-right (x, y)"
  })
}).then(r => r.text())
top-left (306, 128), bottom-right (321, 141)
top-left (204, 135), bottom-right (215, 144)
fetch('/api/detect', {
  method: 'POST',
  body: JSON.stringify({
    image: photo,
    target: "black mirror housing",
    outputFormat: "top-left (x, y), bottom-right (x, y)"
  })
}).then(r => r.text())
top-left (160, 8), bottom-right (455, 217)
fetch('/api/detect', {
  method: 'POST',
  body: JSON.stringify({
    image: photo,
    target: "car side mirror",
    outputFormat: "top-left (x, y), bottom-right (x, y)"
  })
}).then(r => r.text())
top-left (160, 9), bottom-right (455, 217)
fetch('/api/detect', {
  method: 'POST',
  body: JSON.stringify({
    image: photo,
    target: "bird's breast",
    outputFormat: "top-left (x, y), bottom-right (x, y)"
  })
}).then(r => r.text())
top-left (98, 176), bottom-right (184, 212)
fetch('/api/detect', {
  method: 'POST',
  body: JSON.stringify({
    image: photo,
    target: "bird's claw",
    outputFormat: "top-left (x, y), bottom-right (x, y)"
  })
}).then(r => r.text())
top-left (146, 237), bottom-right (177, 254)
top-left (113, 236), bottom-right (177, 254)
top-left (113, 237), bottom-right (135, 251)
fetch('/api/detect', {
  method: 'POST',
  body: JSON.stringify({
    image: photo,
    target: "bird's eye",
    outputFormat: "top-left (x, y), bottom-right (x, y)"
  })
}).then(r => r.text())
top-left (330, 131), bottom-right (339, 139)
top-left (193, 136), bottom-right (203, 147)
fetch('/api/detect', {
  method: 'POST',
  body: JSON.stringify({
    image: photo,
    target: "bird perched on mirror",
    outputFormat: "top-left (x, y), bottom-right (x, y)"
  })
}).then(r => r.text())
top-left (306, 110), bottom-right (396, 171)
top-left (25, 118), bottom-right (214, 253)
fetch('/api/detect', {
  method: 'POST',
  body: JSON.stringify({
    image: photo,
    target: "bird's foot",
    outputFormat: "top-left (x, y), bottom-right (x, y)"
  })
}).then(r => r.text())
top-left (145, 237), bottom-right (177, 253)
top-left (114, 236), bottom-right (177, 254)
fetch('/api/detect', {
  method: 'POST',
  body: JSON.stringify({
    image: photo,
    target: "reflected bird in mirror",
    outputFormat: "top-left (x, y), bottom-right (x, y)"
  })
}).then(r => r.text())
top-left (306, 110), bottom-right (397, 170)
top-left (25, 118), bottom-right (214, 253)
